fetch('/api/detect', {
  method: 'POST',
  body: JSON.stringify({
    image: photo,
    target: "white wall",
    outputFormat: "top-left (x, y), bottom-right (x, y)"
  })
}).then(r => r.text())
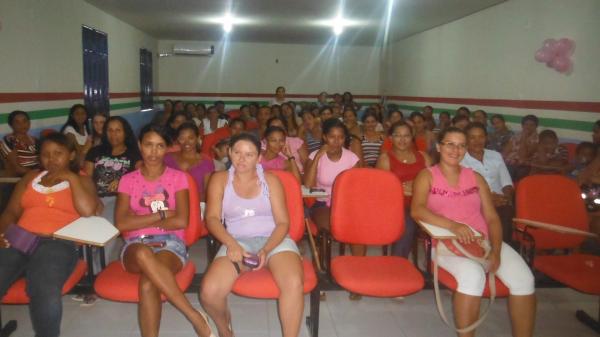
top-left (157, 40), bottom-right (381, 95)
top-left (383, 0), bottom-right (600, 141)
top-left (0, 0), bottom-right (159, 133)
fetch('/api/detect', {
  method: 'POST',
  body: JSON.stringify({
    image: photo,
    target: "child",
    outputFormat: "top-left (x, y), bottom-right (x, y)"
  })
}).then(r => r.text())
top-left (212, 138), bottom-right (230, 171)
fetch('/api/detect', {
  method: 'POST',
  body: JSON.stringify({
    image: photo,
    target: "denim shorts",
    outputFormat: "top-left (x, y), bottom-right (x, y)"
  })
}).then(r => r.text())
top-left (121, 234), bottom-right (188, 266)
top-left (215, 236), bottom-right (299, 261)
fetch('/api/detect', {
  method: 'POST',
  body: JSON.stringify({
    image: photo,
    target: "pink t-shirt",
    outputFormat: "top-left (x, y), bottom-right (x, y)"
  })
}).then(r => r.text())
top-left (117, 167), bottom-right (189, 240)
top-left (260, 154), bottom-right (287, 171)
top-left (308, 148), bottom-right (359, 206)
top-left (261, 136), bottom-right (305, 172)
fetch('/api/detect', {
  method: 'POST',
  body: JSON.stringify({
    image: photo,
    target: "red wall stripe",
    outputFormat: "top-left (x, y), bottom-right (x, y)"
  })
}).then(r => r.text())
top-left (0, 92), bottom-right (139, 103)
top-left (386, 96), bottom-right (600, 113)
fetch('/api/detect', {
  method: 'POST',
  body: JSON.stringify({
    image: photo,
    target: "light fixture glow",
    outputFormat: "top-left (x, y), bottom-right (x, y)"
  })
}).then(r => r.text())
top-left (222, 13), bottom-right (233, 33)
top-left (313, 14), bottom-right (364, 36)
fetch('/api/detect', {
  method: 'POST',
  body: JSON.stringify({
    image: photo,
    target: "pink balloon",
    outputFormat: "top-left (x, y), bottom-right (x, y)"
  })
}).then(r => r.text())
top-left (551, 56), bottom-right (572, 73)
top-left (543, 38), bottom-right (557, 50)
top-left (555, 38), bottom-right (575, 55)
top-left (535, 49), bottom-right (553, 63)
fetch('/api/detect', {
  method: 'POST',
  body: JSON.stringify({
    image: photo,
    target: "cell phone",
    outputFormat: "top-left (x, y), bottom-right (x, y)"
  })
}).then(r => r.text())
top-left (242, 254), bottom-right (260, 269)
top-left (310, 188), bottom-right (326, 193)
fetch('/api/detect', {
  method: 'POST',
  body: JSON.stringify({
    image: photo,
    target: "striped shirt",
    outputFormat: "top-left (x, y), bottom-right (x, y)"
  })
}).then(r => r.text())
top-left (0, 134), bottom-right (39, 169)
top-left (305, 131), bottom-right (321, 155)
top-left (361, 135), bottom-right (383, 167)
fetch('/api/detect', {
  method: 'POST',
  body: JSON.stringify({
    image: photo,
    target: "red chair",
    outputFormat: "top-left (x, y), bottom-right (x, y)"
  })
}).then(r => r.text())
top-left (515, 174), bottom-right (600, 333)
top-left (328, 168), bottom-right (424, 298)
top-left (94, 173), bottom-right (206, 302)
top-left (231, 170), bottom-right (320, 337)
top-left (1, 259), bottom-right (88, 336)
top-left (560, 142), bottom-right (578, 162)
top-left (200, 127), bottom-right (231, 159)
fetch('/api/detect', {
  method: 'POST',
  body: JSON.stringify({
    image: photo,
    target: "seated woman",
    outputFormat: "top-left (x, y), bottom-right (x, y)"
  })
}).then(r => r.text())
top-left (280, 103), bottom-right (301, 137)
top-left (165, 122), bottom-right (215, 202)
top-left (361, 111), bottom-right (385, 167)
top-left (115, 124), bottom-right (213, 337)
top-left (91, 112), bottom-right (108, 146)
top-left (200, 133), bottom-right (303, 337)
top-left (61, 104), bottom-right (92, 166)
top-left (0, 133), bottom-right (98, 337)
top-left (0, 110), bottom-right (40, 177)
top-left (502, 115), bottom-right (539, 181)
top-left (260, 126), bottom-right (302, 182)
top-left (299, 109), bottom-right (323, 155)
top-left (410, 111), bottom-right (436, 153)
top-left (165, 111), bottom-right (190, 145)
top-left (461, 122), bottom-right (515, 243)
top-left (529, 129), bottom-right (569, 175)
top-left (304, 118), bottom-right (361, 258)
top-left (203, 106), bottom-right (228, 136)
top-left (84, 116), bottom-right (142, 264)
top-left (266, 116), bottom-right (308, 173)
top-left (376, 121), bottom-right (431, 257)
top-left (411, 127), bottom-right (536, 337)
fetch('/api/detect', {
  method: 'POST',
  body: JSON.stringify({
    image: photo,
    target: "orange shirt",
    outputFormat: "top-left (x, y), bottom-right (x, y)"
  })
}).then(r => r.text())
top-left (17, 172), bottom-right (79, 235)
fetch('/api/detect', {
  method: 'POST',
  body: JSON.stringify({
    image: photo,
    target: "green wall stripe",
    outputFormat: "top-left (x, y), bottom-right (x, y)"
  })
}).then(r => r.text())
top-left (396, 104), bottom-right (593, 132)
top-left (0, 101), bottom-right (141, 124)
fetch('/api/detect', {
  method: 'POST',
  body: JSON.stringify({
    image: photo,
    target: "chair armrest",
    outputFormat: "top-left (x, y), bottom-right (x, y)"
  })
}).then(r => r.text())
top-left (513, 218), bottom-right (598, 238)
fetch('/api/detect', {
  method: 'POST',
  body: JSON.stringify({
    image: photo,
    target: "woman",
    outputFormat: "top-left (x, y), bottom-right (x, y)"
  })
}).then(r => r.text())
top-left (487, 114), bottom-right (514, 153)
top-left (203, 106), bottom-right (228, 136)
top-left (166, 111), bottom-right (190, 143)
top-left (115, 124), bottom-right (213, 337)
top-left (410, 111), bottom-right (435, 153)
top-left (200, 133), bottom-right (304, 337)
top-left (376, 121), bottom-right (431, 257)
top-left (280, 103), bottom-right (301, 137)
top-left (502, 114), bottom-right (539, 181)
top-left (266, 117), bottom-right (308, 173)
top-left (165, 122), bottom-right (215, 202)
top-left (91, 112), bottom-right (108, 146)
top-left (270, 86), bottom-right (288, 106)
top-left (305, 119), bottom-right (360, 256)
top-left (261, 126), bottom-right (302, 182)
top-left (360, 112), bottom-right (385, 167)
top-left (299, 109), bottom-right (322, 155)
top-left (0, 110), bottom-right (40, 176)
top-left (152, 99), bottom-right (173, 126)
top-left (0, 133), bottom-right (98, 337)
top-left (437, 111), bottom-right (452, 131)
top-left (411, 127), bottom-right (536, 337)
top-left (343, 107), bottom-right (362, 139)
top-left (61, 104), bottom-right (92, 166)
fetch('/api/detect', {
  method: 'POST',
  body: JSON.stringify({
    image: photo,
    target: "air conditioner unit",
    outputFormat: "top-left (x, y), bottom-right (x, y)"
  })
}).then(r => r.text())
top-left (158, 44), bottom-right (214, 57)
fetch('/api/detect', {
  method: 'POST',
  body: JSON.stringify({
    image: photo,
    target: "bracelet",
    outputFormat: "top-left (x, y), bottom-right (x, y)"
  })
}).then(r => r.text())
top-left (287, 156), bottom-right (295, 161)
top-left (159, 210), bottom-right (166, 220)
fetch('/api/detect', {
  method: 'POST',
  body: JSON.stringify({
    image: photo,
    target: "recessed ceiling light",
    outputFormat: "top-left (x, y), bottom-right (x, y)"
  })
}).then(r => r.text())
top-left (203, 13), bottom-right (252, 33)
top-left (313, 15), bottom-right (364, 36)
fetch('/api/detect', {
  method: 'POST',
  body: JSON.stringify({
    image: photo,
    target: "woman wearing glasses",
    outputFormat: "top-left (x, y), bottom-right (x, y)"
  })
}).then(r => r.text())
top-left (376, 121), bottom-right (431, 257)
top-left (411, 127), bottom-right (536, 337)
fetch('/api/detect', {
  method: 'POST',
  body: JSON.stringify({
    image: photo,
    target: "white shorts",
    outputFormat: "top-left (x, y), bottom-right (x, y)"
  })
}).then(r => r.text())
top-left (435, 242), bottom-right (535, 297)
top-left (215, 236), bottom-right (299, 261)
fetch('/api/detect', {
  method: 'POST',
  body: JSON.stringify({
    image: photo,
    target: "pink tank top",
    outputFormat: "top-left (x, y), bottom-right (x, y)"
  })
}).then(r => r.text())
top-left (426, 165), bottom-right (488, 236)
top-left (260, 154), bottom-right (286, 171)
top-left (222, 164), bottom-right (277, 238)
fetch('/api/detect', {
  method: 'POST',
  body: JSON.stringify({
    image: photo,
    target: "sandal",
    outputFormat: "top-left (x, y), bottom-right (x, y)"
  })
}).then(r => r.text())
top-left (198, 311), bottom-right (216, 337)
top-left (349, 292), bottom-right (362, 301)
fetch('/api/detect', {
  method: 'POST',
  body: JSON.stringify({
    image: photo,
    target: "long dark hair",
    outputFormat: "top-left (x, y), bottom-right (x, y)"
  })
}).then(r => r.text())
top-left (60, 104), bottom-right (90, 135)
top-left (99, 116), bottom-right (140, 158)
top-left (40, 132), bottom-right (79, 173)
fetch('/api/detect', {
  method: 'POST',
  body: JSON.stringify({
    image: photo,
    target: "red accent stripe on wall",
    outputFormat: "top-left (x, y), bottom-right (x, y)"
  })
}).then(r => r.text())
top-left (387, 96), bottom-right (600, 113)
top-left (0, 92), bottom-right (83, 103)
top-left (156, 92), bottom-right (382, 99)
top-left (0, 92), bottom-right (140, 104)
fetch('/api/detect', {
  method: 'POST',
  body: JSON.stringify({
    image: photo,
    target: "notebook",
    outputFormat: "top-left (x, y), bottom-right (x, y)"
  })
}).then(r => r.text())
top-left (418, 220), bottom-right (483, 239)
top-left (301, 185), bottom-right (329, 198)
top-left (53, 216), bottom-right (119, 246)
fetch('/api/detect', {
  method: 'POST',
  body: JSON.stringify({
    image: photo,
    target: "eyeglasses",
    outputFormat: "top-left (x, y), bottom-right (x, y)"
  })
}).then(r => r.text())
top-left (440, 142), bottom-right (467, 150)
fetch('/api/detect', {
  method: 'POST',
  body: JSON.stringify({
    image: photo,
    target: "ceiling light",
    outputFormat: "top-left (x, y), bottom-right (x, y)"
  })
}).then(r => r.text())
top-left (222, 13), bottom-right (233, 33)
top-left (313, 15), bottom-right (364, 35)
top-left (332, 16), bottom-right (345, 36)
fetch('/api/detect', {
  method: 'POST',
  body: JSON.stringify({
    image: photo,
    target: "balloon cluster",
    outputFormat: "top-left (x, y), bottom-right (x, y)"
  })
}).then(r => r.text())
top-left (534, 38), bottom-right (575, 74)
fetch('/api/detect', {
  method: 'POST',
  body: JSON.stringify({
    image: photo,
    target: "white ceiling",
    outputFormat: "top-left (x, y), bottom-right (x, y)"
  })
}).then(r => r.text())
top-left (85, 0), bottom-right (506, 45)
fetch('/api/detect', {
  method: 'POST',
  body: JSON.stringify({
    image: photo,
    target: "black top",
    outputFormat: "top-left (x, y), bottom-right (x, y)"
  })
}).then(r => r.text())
top-left (85, 145), bottom-right (141, 197)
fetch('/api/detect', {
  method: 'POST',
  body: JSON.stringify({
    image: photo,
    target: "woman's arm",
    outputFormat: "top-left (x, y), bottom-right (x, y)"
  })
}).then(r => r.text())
top-left (349, 137), bottom-right (364, 168)
top-left (303, 146), bottom-right (326, 187)
top-left (285, 157), bottom-right (302, 183)
top-left (475, 173), bottom-right (503, 272)
top-left (297, 142), bottom-right (309, 168)
top-left (420, 151), bottom-right (433, 167)
top-left (61, 172), bottom-right (98, 217)
top-left (114, 188), bottom-right (189, 232)
top-left (204, 172), bottom-right (238, 249)
top-left (5, 150), bottom-right (31, 176)
top-left (410, 170), bottom-right (476, 243)
top-left (83, 160), bottom-right (94, 177)
top-left (375, 152), bottom-right (390, 171)
top-left (261, 172), bottom-right (290, 255)
top-left (0, 171), bottom-right (37, 233)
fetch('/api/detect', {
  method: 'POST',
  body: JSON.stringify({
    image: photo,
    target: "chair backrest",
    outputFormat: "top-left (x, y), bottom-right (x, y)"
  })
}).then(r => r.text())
top-left (560, 143), bottom-right (577, 162)
top-left (269, 170), bottom-right (305, 242)
top-left (184, 173), bottom-right (208, 246)
top-left (330, 168), bottom-right (405, 245)
top-left (515, 174), bottom-right (588, 249)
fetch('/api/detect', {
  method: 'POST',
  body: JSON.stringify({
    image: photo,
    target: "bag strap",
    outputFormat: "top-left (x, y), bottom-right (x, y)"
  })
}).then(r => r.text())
top-left (433, 239), bottom-right (496, 334)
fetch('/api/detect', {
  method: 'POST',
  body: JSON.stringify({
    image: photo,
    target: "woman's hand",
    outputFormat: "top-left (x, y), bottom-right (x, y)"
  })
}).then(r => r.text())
top-left (402, 181), bottom-right (413, 196)
top-left (226, 242), bottom-right (246, 263)
top-left (486, 251), bottom-right (501, 273)
top-left (282, 143), bottom-right (293, 158)
top-left (255, 249), bottom-right (267, 270)
top-left (450, 221), bottom-right (476, 244)
top-left (0, 234), bottom-right (10, 249)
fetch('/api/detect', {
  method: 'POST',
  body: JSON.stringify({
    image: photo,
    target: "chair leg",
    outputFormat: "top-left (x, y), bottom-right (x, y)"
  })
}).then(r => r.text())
top-left (338, 243), bottom-right (345, 256)
top-left (382, 245), bottom-right (388, 256)
top-left (574, 297), bottom-right (600, 334)
top-left (0, 308), bottom-right (17, 337)
top-left (305, 287), bottom-right (320, 337)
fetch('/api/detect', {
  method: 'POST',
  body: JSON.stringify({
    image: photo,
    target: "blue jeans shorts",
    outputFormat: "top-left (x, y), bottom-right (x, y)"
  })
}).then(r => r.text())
top-left (121, 234), bottom-right (188, 266)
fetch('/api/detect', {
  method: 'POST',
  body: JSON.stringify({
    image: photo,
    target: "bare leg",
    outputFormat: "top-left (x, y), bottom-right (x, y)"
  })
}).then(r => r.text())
top-left (452, 292), bottom-right (481, 337)
top-left (269, 252), bottom-right (304, 337)
top-left (124, 244), bottom-right (212, 337)
top-left (138, 274), bottom-right (162, 337)
top-left (508, 294), bottom-right (536, 337)
top-left (310, 207), bottom-right (330, 232)
top-left (350, 244), bottom-right (366, 256)
top-left (200, 257), bottom-right (239, 337)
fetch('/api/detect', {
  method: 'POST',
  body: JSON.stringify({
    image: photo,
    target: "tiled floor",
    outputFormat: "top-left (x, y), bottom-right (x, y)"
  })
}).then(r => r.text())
top-left (2, 241), bottom-right (598, 337)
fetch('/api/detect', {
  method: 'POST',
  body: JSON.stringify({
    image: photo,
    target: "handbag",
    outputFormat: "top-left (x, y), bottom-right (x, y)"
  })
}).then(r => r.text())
top-left (4, 224), bottom-right (41, 255)
top-left (433, 230), bottom-right (495, 334)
